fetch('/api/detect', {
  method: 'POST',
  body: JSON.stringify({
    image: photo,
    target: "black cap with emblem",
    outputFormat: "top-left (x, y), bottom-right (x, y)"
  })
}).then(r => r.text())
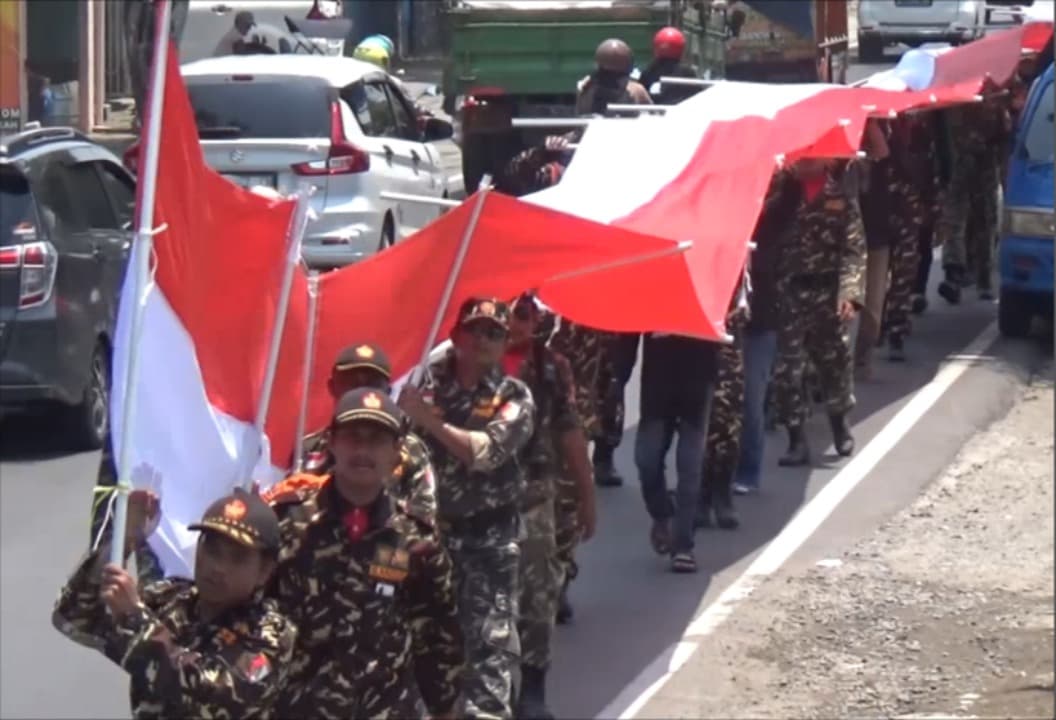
top-left (331, 387), bottom-right (405, 435)
top-left (333, 342), bottom-right (391, 379)
top-left (188, 488), bottom-right (281, 552)
top-left (457, 296), bottom-right (511, 329)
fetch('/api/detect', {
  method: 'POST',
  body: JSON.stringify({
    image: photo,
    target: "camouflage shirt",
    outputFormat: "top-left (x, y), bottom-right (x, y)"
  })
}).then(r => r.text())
top-left (419, 352), bottom-right (536, 522)
top-left (268, 479), bottom-right (463, 719)
top-left (549, 320), bottom-right (609, 437)
top-left (778, 167), bottom-right (867, 306)
top-left (299, 430), bottom-right (438, 527)
top-left (53, 549), bottom-right (296, 719)
top-left (509, 341), bottom-right (580, 507)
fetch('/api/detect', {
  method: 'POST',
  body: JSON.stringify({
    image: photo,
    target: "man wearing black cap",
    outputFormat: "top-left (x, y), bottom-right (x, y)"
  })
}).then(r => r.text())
top-left (288, 342), bottom-right (436, 527)
top-left (268, 388), bottom-right (463, 720)
top-left (398, 297), bottom-right (536, 720)
top-left (53, 487), bottom-right (296, 719)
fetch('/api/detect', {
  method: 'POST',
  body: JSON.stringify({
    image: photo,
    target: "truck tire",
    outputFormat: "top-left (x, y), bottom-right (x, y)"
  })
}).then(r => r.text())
top-left (998, 288), bottom-right (1033, 338)
top-left (858, 34), bottom-right (884, 64)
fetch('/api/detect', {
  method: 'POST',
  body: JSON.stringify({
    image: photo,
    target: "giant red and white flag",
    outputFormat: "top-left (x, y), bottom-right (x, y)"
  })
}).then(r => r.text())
top-left (110, 43), bottom-right (308, 577)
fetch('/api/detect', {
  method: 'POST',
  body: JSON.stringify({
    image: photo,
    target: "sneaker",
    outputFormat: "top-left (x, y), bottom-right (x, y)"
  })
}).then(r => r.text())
top-left (732, 483), bottom-right (755, 496)
top-left (649, 519), bottom-right (672, 556)
top-left (671, 552), bottom-right (698, 574)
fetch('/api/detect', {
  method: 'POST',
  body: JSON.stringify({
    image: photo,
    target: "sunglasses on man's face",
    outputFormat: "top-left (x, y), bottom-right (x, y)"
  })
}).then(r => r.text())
top-left (464, 321), bottom-right (507, 342)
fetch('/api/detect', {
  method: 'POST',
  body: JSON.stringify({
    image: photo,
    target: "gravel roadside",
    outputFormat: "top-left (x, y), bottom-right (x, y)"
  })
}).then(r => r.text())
top-left (655, 362), bottom-right (1054, 719)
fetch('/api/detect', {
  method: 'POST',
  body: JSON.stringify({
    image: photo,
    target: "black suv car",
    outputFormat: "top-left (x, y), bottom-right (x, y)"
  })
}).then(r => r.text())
top-left (0, 127), bottom-right (136, 450)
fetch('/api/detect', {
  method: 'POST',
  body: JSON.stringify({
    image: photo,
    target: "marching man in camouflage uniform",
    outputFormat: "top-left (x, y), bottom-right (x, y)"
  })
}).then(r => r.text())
top-left (268, 388), bottom-right (463, 719)
top-left (54, 487), bottom-right (296, 718)
top-left (504, 292), bottom-right (596, 719)
top-left (287, 342), bottom-right (437, 526)
top-left (773, 158), bottom-right (866, 466)
top-left (399, 297), bottom-right (536, 720)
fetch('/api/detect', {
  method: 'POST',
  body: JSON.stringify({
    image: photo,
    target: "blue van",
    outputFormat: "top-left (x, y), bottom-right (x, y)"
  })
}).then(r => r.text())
top-left (999, 62), bottom-right (1055, 337)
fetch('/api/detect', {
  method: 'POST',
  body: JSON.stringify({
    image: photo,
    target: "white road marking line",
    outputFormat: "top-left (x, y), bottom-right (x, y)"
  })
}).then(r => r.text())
top-left (600, 321), bottom-right (1001, 720)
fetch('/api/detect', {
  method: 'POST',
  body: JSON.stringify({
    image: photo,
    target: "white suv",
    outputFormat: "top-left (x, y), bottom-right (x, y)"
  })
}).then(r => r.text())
top-left (179, 54), bottom-right (453, 269)
top-left (857, 0), bottom-right (987, 63)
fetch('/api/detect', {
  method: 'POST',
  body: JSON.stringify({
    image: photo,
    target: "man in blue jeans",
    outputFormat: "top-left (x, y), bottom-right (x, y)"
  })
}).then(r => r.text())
top-left (735, 169), bottom-right (799, 493)
top-left (635, 333), bottom-right (718, 573)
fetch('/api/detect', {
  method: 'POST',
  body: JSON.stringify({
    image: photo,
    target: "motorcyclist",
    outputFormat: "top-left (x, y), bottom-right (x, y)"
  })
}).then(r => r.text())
top-left (575, 38), bottom-right (652, 117)
top-left (639, 27), bottom-right (702, 105)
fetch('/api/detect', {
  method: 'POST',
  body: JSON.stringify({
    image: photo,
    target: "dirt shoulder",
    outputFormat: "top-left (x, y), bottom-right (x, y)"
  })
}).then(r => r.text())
top-left (651, 368), bottom-right (1054, 719)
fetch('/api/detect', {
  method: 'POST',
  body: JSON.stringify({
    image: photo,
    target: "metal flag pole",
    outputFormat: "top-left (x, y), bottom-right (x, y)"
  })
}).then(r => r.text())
top-left (239, 189), bottom-right (313, 490)
top-left (110, 0), bottom-right (172, 568)
top-left (409, 175), bottom-right (493, 388)
top-left (293, 270), bottom-right (321, 473)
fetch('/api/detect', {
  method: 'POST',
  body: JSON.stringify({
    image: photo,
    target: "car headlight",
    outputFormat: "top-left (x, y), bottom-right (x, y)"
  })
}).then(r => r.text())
top-left (1004, 208), bottom-right (1056, 239)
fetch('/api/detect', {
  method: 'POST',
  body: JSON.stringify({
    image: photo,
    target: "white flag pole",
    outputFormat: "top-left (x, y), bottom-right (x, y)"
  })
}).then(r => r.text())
top-left (409, 175), bottom-right (492, 388)
top-left (110, 0), bottom-right (172, 567)
top-left (293, 270), bottom-right (321, 473)
top-left (240, 188), bottom-right (313, 490)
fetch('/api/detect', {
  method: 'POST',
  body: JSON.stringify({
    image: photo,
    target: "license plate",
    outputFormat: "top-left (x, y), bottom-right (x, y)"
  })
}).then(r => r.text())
top-left (895, 0), bottom-right (932, 6)
top-left (222, 173), bottom-right (276, 190)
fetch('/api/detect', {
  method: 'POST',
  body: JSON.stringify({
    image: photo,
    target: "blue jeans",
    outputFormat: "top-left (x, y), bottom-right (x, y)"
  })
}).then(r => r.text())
top-left (735, 329), bottom-right (778, 490)
top-left (635, 387), bottom-right (713, 554)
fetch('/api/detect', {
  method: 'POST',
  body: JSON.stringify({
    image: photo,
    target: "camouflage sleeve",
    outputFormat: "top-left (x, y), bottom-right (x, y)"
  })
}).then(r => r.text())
top-left (52, 549), bottom-right (113, 650)
top-left (550, 351), bottom-right (581, 436)
top-left (107, 596), bottom-right (296, 717)
top-left (406, 542), bottom-right (464, 715)
top-left (468, 379), bottom-right (536, 473)
top-left (503, 147), bottom-right (556, 196)
top-left (839, 199), bottom-right (867, 307)
top-left (549, 323), bottom-right (602, 437)
top-left (398, 434), bottom-right (439, 527)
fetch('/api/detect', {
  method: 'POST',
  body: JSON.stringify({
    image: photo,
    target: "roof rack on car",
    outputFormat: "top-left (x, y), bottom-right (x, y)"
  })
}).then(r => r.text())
top-left (0, 126), bottom-right (91, 157)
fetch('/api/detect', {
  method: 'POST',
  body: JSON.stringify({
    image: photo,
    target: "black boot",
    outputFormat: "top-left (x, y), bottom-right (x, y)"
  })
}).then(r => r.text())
top-left (712, 492), bottom-right (740, 530)
top-left (778, 425), bottom-right (810, 467)
top-left (555, 580), bottom-right (573, 625)
top-left (911, 294), bottom-right (928, 315)
top-left (592, 444), bottom-right (623, 487)
top-left (888, 333), bottom-right (906, 362)
top-left (829, 413), bottom-right (855, 457)
top-left (516, 665), bottom-right (555, 720)
top-left (938, 266), bottom-right (963, 305)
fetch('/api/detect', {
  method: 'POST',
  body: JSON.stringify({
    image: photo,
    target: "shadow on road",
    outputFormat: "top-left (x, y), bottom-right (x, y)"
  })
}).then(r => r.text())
top-left (0, 414), bottom-right (79, 462)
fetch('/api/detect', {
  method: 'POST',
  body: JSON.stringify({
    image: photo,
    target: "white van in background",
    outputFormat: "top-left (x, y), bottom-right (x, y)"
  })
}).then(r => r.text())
top-left (857, 0), bottom-right (988, 63)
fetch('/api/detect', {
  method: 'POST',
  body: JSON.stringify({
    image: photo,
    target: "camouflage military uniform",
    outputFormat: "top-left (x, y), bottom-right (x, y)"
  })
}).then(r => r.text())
top-left (90, 430), bottom-right (164, 583)
top-left (773, 167), bottom-right (867, 428)
top-left (548, 319), bottom-right (606, 582)
top-left (268, 478), bottom-right (463, 719)
top-left (298, 429), bottom-right (438, 528)
top-left (886, 117), bottom-right (939, 342)
top-left (941, 102), bottom-right (1006, 289)
top-left (511, 341), bottom-right (579, 670)
top-left (53, 548), bottom-right (295, 719)
top-left (420, 351), bottom-right (536, 720)
top-left (701, 308), bottom-right (747, 509)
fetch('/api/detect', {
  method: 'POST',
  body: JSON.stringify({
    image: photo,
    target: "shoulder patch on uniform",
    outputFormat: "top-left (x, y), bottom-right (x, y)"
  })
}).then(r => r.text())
top-left (236, 652), bottom-right (272, 683)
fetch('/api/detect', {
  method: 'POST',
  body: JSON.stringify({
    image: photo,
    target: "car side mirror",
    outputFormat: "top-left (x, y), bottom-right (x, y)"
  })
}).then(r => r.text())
top-left (422, 117), bottom-right (454, 142)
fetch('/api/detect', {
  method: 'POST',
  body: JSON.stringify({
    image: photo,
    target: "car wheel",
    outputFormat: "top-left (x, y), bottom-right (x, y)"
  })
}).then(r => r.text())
top-left (68, 343), bottom-right (110, 451)
top-left (998, 288), bottom-right (1033, 338)
top-left (857, 34), bottom-right (884, 64)
top-left (378, 215), bottom-right (396, 252)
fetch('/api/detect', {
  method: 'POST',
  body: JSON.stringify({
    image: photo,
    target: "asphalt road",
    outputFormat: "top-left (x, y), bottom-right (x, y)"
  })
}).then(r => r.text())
top-left (2, 45), bottom-right (1045, 719)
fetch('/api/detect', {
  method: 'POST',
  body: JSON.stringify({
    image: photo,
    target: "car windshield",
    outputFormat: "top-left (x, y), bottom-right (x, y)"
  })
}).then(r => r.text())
top-left (0, 167), bottom-right (37, 246)
top-left (186, 78), bottom-right (331, 139)
top-left (1023, 81), bottom-right (1054, 163)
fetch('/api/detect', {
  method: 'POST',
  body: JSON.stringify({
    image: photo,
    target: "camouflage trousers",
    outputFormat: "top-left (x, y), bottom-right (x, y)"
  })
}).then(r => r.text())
top-left (594, 333), bottom-right (640, 455)
top-left (941, 152), bottom-right (999, 284)
top-left (445, 522), bottom-right (521, 720)
top-left (517, 496), bottom-right (563, 669)
top-left (886, 211), bottom-right (926, 339)
top-left (553, 470), bottom-right (580, 585)
top-left (774, 281), bottom-right (855, 428)
top-left (91, 430), bottom-right (163, 583)
top-left (702, 323), bottom-right (745, 502)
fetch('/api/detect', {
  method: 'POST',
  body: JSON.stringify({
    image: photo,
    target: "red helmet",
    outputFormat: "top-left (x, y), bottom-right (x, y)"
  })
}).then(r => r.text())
top-left (653, 27), bottom-right (686, 60)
